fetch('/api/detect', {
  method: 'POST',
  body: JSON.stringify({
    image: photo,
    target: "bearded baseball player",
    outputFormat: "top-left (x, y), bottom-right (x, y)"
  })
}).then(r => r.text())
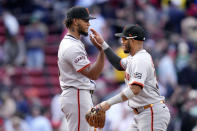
top-left (58, 6), bottom-right (104, 131)
top-left (88, 24), bottom-right (171, 131)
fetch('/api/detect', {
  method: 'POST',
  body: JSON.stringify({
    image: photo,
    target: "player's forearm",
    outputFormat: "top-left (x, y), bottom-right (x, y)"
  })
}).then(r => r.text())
top-left (107, 87), bottom-right (135, 106)
top-left (89, 51), bottom-right (105, 80)
top-left (102, 42), bottom-right (124, 71)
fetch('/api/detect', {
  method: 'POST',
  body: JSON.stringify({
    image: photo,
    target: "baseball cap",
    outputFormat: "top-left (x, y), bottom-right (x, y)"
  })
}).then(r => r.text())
top-left (66, 6), bottom-right (96, 20)
top-left (115, 24), bottom-right (146, 41)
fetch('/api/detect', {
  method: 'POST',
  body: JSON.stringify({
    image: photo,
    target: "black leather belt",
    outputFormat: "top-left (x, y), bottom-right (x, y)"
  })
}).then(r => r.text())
top-left (90, 90), bottom-right (94, 94)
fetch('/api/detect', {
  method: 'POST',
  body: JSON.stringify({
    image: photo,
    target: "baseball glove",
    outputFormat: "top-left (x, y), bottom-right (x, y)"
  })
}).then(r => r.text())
top-left (85, 105), bottom-right (106, 128)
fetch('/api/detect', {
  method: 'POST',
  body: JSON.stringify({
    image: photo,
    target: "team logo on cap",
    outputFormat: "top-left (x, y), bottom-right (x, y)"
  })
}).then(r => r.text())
top-left (86, 8), bottom-right (89, 14)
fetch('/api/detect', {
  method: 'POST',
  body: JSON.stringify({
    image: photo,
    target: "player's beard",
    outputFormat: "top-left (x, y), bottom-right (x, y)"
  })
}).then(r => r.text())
top-left (77, 24), bottom-right (88, 36)
top-left (123, 41), bottom-right (131, 53)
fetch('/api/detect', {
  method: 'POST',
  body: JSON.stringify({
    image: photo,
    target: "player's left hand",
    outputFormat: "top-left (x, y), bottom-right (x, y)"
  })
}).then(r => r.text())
top-left (85, 104), bottom-right (106, 128)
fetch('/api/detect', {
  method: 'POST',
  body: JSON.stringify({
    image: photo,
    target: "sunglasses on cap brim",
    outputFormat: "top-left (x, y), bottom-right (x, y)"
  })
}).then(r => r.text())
top-left (123, 36), bottom-right (138, 40)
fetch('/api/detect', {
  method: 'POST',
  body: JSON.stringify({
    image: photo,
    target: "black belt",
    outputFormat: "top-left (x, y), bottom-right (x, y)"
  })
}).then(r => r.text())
top-left (90, 90), bottom-right (94, 94)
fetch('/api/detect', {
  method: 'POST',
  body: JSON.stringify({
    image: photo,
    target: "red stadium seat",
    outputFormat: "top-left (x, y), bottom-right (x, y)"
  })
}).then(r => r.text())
top-left (45, 55), bottom-right (58, 66)
top-left (19, 26), bottom-right (25, 36)
top-left (44, 45), bottom-right (58, 55)
top-left (36, 87), bottom-right (52, 97)
top-left (0, 36), bottom-right (6, 44)
top-left (26, 68), bottom-right (44, 76)
top-left (25, 76), bottom-right (48, 87)
top-left (45, 34), bottom-right (60, 44)
top-left (47, 66), bottom-right (59, 76)
top-left (40, 97), bottom-right (51, 107)
top-left (49, 76), bottom-right (60, 87)
top-left (51, 87), bottom-right (61, 94)
top-left (0, 26), bottom-right (6, 35)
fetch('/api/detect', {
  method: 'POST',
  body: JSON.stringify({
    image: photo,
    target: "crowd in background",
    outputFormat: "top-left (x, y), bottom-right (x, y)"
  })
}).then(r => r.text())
top-left (0, 0), bottom-right (197, 131)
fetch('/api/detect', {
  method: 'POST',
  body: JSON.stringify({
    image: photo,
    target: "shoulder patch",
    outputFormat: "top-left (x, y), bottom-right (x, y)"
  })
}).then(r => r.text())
top-left (133, 72), bottom-right (142, 79)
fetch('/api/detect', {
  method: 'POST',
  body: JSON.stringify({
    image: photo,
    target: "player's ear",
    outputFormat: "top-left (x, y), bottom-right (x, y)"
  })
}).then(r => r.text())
top-left (73, 18), bottom-right (78, 25)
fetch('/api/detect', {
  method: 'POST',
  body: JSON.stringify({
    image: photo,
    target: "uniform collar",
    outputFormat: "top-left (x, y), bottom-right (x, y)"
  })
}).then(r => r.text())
top-left (67, 34), bottom-right (78, 40)
top-left (132, 49), bottom-right (146, 56)
top-left (64, 35), bottom-right (80, 41)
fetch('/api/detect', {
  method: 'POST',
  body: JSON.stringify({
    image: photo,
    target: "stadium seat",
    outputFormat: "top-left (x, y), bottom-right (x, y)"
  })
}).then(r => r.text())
top-left (44, 45), bottom-right (58, 55)
top-left (40, 97), bottom-right (51, 107)
top-left (47, 66), bottom-right (59, 76)
top-left (25, 68), bottom-right (44, 76)
top-left (45, 34), bottom-right (60, 45)
top-left (36, 87), bottom-right (52, 97)
top-left (45, 55), bottom-right (58, 66)
top-left (49, 76), bottom-right (60, 87)
top-left (25, 76), bottom-right (49, 87)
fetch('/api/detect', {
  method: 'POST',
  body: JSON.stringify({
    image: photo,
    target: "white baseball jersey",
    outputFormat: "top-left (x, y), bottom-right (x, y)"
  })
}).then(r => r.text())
top-left (120, 49), bottom-right (164, 108)
top-left (57, 35), bottom-right (96, 90)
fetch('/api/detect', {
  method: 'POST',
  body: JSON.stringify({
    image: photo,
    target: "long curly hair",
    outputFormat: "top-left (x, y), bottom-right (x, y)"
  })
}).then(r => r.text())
top-left (64, 18), bottom-right (73, 28)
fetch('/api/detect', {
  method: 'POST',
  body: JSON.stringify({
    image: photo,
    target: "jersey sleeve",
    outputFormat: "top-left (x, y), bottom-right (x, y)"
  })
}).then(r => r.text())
top-left (128, 59), bottom-right (147, 88)
top-left (120, 57), bottom-right (127, 70)
top-left (64, 45), bottom-right (91, 72)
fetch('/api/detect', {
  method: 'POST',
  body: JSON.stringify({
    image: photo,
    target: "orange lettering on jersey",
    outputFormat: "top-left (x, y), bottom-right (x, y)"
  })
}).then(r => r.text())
top-left (74, 56), bottom-right (86, 63)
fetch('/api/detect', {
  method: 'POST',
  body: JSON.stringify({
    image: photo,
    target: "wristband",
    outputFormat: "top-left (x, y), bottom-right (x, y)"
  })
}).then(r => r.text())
top-left (102, 41), bottom-right (109, 50)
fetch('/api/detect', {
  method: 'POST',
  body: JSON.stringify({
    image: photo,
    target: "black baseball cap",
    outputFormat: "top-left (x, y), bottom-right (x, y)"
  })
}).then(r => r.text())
top-left (115, 24), bottom-right (146, 41)
top-left (66, 6), bottom-right (96, 20)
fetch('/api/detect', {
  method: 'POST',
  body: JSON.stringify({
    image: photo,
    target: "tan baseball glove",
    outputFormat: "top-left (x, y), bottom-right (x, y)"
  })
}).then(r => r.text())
top-left (85, 105), bottom-right (106, 128)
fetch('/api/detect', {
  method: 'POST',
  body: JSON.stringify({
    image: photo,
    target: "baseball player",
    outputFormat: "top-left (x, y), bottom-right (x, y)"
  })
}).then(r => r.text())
top-left (89, 24), bottom-right (171, 131)
top-left (58, 6), bottom-right (104, 131)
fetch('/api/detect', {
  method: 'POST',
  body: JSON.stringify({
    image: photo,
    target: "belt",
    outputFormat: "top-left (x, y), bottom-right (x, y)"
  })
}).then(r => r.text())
top-left (90, 90), bottom-right (94, 94)
top-left (132, 100), bottom-right (164, 114)
top-left (63, 86), bottom-right (94, 94)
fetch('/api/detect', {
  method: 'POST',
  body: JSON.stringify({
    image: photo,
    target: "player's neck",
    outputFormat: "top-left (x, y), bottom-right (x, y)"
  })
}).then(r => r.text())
top-left (67, 28), bottom-right (80, 40)
top-left (130, 42), bottom-right (143, 56)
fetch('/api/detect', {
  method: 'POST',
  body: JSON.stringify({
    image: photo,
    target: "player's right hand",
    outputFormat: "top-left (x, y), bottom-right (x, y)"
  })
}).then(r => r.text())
top-left (89, 29), bottom-right (104, 50)
top-left (90, 33), bottom-right (102, 51)
top-left (100, 101), bottom-right (111, 111)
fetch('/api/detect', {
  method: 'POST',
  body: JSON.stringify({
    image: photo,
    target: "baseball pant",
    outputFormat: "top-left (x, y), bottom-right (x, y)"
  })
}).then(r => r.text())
top-left (128, 102), bottom-right (171, 131)
top-left (60, 88), bottom-right (95, 131)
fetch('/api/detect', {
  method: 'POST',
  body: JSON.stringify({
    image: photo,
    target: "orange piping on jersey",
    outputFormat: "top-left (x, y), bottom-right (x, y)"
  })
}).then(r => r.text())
top-left (77, 63), bottom-right (91, 72)
top-left (150, 107), bottom-right (154, 131)
top-left (129, 81), bottom-right (144, 88)
top-left (77, 89), bottom-right (80, 131)
top-left (120, 60), bottom-right (125, 70)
